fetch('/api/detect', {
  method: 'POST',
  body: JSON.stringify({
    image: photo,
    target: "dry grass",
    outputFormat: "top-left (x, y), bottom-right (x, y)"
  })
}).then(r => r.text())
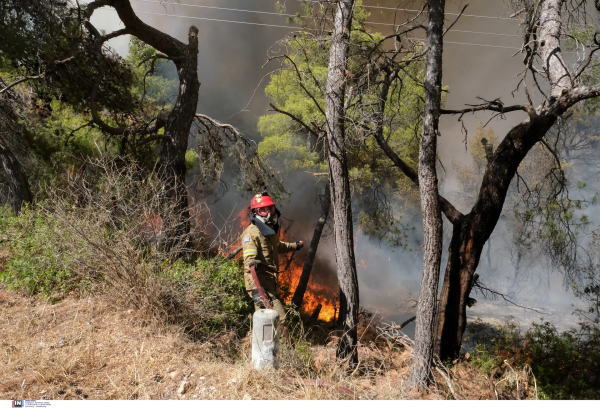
top-left (0, 287), bottom-right (530, 400)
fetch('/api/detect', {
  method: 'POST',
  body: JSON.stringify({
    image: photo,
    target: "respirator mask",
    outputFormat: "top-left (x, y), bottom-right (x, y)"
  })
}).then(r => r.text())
top-left (256, 205), bottom-right (279, 227)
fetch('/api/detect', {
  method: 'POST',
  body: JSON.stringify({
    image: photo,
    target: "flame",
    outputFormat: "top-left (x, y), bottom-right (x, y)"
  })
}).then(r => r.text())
top-left (278, 257), bottom-right (337, 322)
top-left (278, 225), bottom-right (337, 322)
top-left (234, 209), bottom-right (337, 322)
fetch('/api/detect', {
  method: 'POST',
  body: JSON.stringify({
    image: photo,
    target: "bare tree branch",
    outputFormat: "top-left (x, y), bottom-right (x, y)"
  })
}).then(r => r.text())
top-left (441, 98), bottom-right (535, 118)
top-left (268, 103), bottom-right (322, 139)
top-left (0, 75), bottom-right (45, 95)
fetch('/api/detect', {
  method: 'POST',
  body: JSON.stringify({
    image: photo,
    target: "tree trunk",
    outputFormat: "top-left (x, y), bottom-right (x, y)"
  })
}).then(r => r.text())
top-left (434, 215), bottom-right (475, 362)
top-left (157, 27), bottom-right (199, 245)
top-left (408, 0), bottom-right (445, 388)
top-left (291, 182), bottom-right (331, 309)
top-left (367, 0), bottom-right (599, 364)
top-left (0, 136), bottom-right (32, 214)
top-left (325, 0), bottom-right (360, 366)
top-left (103, 0), bottom-right (200, 245)
top-left (434, 0), bottom-right (573, 361)
top-left (540, 0), bottom-right (571, 97)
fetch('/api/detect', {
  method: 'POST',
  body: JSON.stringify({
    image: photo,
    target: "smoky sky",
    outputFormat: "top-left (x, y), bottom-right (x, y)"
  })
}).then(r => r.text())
top-left (91, 0), bottom-right (595, 334)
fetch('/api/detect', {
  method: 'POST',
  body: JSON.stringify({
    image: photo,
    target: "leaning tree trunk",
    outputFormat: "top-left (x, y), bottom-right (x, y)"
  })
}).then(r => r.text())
top-left (434, 0), bottom-right (572, 361)
top-left (0, 136), bottom-right (32, 214)
top-left (89, 0), bottom-right (200, 246)
top-left (408, 0), bottom-right (445, 388)
top-left (434, 116), bottom-right (559, 360)
top-left (156, 28), bottom-right (200, 245)
top-left (324, 0), bottom-right (360, 365)
top-left (291, 182), bottom-right (331, 309)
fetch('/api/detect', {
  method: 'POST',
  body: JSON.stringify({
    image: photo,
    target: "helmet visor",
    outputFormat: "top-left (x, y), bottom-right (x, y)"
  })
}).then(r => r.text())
top-left (257, 205), bottom-right (276, 217)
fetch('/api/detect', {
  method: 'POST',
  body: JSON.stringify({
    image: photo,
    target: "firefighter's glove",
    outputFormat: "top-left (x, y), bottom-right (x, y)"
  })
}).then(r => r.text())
top-left (249, 259), bottom-right (262, 269)
top-left (295, 241), bottom-right (305, 250)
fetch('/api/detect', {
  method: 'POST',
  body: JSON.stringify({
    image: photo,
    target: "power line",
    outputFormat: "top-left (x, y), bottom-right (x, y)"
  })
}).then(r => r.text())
top-left (131, 0), bottom-right (521, 38)
top-left (134, 10), bottom-right (310, 30)
top-left (132, 9), bottom-right (524, 50)
top-left (132, 0), bottom-right (294, 18)
top-left (344, 20), bottom-right (521, 37)
top-left (246, 0), bottom-right (519, 21)
top-left (96, 7), bottom-right (569, 54)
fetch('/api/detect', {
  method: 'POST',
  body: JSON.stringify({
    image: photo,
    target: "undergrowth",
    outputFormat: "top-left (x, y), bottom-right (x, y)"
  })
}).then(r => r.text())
top-left (466, 317), bottom-right (600, 399)
top-left (0, 159), bottom-right (253, 341)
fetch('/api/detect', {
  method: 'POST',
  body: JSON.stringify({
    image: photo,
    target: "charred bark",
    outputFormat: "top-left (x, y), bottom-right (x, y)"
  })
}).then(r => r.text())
top-left (434, 0), bottom-right (575, 360)
top-left (310, 304), bottom-right (323, 323)
top-left (0, 136), bottom-right (32, 213)
top-left (434, 114), bottom-right (558, 360)
top-left (325, 0), bottom-right (360, 366)
top-left (291, 182), bottom-right (331, 309)
top-left (408, 0), bottom-right (445, 387)
top-left (369, 0), bottom-right (598, 362)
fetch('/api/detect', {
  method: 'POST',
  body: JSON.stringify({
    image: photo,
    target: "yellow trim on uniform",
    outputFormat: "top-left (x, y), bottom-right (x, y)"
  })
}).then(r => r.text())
top-left (243, 249), bottom-right (258, 257)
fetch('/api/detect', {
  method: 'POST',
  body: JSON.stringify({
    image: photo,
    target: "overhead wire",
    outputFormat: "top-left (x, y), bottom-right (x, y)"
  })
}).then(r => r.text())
top-left (244, 0), bottom-right (520, 20)
top-left (129, 0), bottom-right (519, 21)
top-left (96, 5), bottom-right (583, 54)
top-left (130, 0), bottom-right (522, 37)
top-left (123, 7), bottom-right (525, 50)
top-left (132, 10), bottom-right (313, 30)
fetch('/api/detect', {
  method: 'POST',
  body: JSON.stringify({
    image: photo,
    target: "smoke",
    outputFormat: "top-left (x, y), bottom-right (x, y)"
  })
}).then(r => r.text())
top-left (91, 0), bottom-right (598, 335)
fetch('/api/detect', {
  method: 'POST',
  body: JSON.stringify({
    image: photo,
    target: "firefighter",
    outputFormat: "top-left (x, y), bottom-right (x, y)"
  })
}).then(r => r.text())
top-left (241, 192), bottom-right (304, 324)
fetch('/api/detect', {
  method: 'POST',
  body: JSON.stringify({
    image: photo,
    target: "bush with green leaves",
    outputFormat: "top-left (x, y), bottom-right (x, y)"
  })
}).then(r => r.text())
top-left (165, 258), bottom-right (253, 335)
top-left (466, 317), bottom-right (600, 399)
top-left (524, 321), bottom-right (600, 399)
top-left (0, 205), bottom-right (92, 300)
top-left (0, 158), bottom-right (253, 340)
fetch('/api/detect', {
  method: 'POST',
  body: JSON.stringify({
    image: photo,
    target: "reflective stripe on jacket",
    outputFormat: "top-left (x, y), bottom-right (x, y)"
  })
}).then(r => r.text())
top-left (241, 223), bottom-right (296, 291)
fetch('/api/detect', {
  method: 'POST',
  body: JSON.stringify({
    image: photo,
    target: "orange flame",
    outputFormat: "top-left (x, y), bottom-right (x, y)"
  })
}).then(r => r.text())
top-left (277, 227), bottom-right (336, 322)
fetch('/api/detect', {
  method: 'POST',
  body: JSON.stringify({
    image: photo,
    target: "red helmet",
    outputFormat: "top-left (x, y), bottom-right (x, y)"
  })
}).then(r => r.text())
top-left (250, 193), bottom-right (276, 210)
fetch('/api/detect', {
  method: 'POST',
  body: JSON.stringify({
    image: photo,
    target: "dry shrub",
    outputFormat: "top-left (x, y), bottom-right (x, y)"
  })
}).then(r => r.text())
top-left (0, 287), bottom-right (521, 400)
top-left (0, 158), bottom-right (531, 400)
top-left (0, 289), bottom-right (397, 400)
top-left (1, 157), bottom-right (250, 340)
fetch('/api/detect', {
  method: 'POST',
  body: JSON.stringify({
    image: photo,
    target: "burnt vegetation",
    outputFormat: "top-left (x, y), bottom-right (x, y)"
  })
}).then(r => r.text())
top-left (2, 0), bottom-right (600, 400)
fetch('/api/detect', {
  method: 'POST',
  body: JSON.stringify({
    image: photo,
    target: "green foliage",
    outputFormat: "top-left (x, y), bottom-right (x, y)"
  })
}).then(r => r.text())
top-left (257, 15), bottom-right (425, 247)
top-left (525, 321), bottom-right (600, 399)
top-left (0, 0), bottom-right (82, 73)
top-left (184, 149), bottom-right (199, 171)
top-left (471, 343), bottom-right (498, 376)
top-left (165, 258), bottom-right (253, 331)
top-left (0, 206), bottom-right (91, 300)
top-left (466, 317), bottom-right (600, 399)
top-left (125, 37), bottom-right (179, 108)
top-left (565, 24), bottom-right (596, 51)
top-left (1, 34), bottom-right (181, 200)
top-left (0, 202), bottom-right (253, 333)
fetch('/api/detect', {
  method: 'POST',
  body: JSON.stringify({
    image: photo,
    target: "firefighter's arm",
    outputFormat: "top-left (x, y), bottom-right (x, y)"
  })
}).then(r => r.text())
top-left (278, 240), bottom-right (303, 253)
top-left (242, 234), bottom-right (259, 271)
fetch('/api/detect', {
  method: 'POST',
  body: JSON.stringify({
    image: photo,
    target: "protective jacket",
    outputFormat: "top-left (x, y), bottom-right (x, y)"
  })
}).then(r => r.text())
top-left (241, 214), bottom-right (297, 292)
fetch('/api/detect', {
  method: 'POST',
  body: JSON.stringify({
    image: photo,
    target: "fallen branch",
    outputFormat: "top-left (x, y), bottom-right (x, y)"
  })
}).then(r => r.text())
top-left (435, 366), bottom-right (457, 399)
top-left (385, 315), bottom-right (416, 331)
top-left (224, 246), bottom-right (242, 261)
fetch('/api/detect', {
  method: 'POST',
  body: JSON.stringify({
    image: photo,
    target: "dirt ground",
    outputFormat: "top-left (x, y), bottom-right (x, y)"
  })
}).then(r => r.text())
top-left (0, 288), bottom-right (508, 400)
